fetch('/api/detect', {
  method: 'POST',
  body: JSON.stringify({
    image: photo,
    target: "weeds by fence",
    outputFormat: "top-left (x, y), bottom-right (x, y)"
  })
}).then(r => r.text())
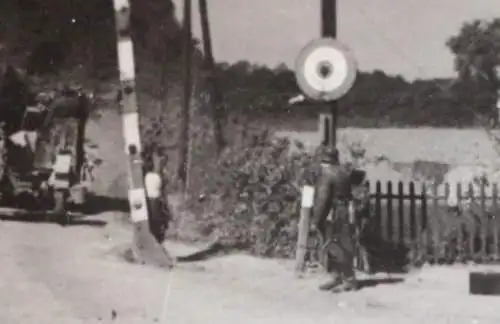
top-left (367, 180), bottom-right (500, 265)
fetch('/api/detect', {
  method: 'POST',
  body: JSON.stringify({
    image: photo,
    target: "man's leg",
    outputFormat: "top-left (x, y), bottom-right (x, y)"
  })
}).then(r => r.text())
top-left (318, 248), bottom-right (343, 290)
top-left (318, 228), bottom-right (346, 291)
top-left (319, 272), bottom-right (342, 291)
top-left (148, 198), bottom-right (165, 243)
top-left (319, 205), bottom-right (358, 292)
top-left (331, 222), bottom-right (358, 293)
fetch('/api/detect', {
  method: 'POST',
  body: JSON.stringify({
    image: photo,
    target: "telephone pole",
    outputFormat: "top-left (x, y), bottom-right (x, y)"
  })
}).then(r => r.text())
top-left (495, 65), bottom-right (500, 127)
top-left (199, 0), bottom-right (225, 153)
top-left (178, 0), bottom-right (192, 193)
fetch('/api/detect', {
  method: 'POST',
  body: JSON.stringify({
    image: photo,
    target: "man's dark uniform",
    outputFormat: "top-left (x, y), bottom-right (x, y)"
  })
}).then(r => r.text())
top-left (311, 147), bottom-right (357, 292)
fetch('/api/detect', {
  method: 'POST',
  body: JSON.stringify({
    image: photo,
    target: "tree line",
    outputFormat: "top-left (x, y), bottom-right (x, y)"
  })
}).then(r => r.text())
top-left (215, 18), bottom-right (500, 128)
top-left (214, 62), bottom-right (493, 128)
top-left (1, 0), bottom-right (499, 128)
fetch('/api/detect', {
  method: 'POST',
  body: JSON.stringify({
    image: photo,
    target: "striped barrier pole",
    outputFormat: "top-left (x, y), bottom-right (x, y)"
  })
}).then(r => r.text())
top-left (112, 0), bottom-right (174, 268)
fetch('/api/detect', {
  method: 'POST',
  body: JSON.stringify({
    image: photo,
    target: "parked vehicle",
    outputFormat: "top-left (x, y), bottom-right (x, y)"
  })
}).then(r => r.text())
top-left (0, 66), bottom-right (95, 224)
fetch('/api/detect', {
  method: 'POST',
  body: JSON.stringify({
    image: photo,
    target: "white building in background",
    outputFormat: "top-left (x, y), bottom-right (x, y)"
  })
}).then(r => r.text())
top-left (276, 128), bottom-right (500, 166)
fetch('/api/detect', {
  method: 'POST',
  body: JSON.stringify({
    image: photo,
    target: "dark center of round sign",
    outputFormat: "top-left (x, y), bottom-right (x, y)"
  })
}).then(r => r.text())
top-left (317, 61), bottom-right (334, 79)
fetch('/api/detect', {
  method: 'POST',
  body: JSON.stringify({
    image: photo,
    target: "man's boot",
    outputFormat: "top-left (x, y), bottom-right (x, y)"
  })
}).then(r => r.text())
top-left (318, 272), bottom-right (342, 291)
top-left (331, 275), bottom-right (358, 293)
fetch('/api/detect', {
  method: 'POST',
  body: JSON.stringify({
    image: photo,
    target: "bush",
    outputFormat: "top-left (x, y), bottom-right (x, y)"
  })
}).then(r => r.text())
top-left (182, 130), bottom-right (322, 258)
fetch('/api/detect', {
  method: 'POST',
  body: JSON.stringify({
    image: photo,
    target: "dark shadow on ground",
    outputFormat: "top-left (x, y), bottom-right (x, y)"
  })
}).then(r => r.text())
top-left (357, 277), bottom-right (404, 290)
top-left (359, 227), bottom-right (413, 274)
top-left (0, 212), bottom-right (107, 227)
top-left (83, 194), bottom-right (130, 215)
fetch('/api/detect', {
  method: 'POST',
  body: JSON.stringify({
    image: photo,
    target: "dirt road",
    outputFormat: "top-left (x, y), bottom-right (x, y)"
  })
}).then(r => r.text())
top-left (0, 110), bottom-right (499, 324)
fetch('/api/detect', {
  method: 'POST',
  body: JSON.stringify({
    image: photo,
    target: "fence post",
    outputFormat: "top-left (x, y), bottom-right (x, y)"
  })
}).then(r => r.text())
top-left (375, 181), bottom-right (382, 236)
top-left (493, 183), bottom-right (499, 261)
top-left (420, 182), bottom-right (428, 263)
top-left (385, 181), bottom-right (393, 243)
top-left (467, 183), bottom-right (476, 261)
top-left (456, 183), bottom-right (464, 262)
top-left (409, 182), bottom-right (417, 245)
top-left (431, 182), bottom-right (440, 263)
top-left (396, 181), bottom-right (404, 245)
top-left (295, 185), bottom-right (315, 274)
top-left (443, 183), bottom-right (450, 262)
top-left (479, 182), bottom-right (487, 261)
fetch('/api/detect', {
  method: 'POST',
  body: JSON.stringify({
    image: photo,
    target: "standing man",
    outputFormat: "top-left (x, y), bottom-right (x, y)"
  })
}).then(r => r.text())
top-left (311, 146), bottom-right (357, 292)
top-left (143, 147), bottom-right (171, 244)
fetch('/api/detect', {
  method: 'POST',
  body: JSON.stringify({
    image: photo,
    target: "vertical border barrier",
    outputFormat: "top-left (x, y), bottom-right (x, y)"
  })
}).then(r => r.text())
top-left (112, 0), bottom-right (174, 267)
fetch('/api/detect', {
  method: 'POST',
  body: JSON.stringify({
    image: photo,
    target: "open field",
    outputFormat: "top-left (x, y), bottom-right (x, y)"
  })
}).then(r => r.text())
top-left (275, 128), bottom-right (500, 166)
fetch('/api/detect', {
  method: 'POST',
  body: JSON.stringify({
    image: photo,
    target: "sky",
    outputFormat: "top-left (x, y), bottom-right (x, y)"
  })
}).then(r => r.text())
top-left (171, 0), bottom-right (499, 81)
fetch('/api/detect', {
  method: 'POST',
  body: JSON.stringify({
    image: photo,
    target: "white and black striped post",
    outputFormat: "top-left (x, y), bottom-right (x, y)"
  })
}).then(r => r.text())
top-left (112, 0), bottom-right (174, 268)
top-left (295, 185), bottom-right (315, 274)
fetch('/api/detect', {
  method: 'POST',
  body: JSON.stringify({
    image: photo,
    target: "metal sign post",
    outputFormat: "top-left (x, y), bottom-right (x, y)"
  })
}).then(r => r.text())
top-left (112, 0), bottom-right (174, 268)
top-left (293, 0), bottom-right (358, 273)
top-left (321, 0), bottom-right (338, 148)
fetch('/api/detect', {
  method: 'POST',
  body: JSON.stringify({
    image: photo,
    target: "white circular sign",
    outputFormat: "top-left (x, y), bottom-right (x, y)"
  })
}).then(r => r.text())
top-left (295, 38), bottom-right (357, 102)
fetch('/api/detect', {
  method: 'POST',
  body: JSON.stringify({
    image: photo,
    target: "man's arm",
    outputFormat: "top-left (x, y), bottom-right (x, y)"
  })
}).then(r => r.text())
top-left (311, 169), bottom-right (333, 230)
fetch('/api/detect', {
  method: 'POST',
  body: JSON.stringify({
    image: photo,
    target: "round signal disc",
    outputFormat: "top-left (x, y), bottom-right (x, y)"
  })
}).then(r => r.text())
top-left (295, 38), bottom-right (358, 102)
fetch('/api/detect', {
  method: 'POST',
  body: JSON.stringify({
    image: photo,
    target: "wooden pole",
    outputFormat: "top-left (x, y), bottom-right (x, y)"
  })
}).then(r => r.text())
top-left (495, 66), bottom-right (500, 127)
top-left (198, 0), bottom-right (226, 153)
top-left (295, 185), bottom-right (315, 274)
top-left (177, 0), bottom-right (192, 193)
top-left (320, 0), bottom-right (338, 148)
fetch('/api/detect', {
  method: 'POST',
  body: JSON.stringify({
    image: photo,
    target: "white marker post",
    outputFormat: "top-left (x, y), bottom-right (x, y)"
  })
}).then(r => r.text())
top-left (295, 185), bottom-right (315, 274)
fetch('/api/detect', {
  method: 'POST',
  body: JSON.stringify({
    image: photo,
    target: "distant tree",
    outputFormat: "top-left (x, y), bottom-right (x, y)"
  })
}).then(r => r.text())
top-left (446, 19), bottom-right (500, 125)
top-left (216, 61), bottom-right (482, 127)
top-left (446, 19), bottom-right (500, 85)
top-left (274, 63), bottom-right (289, 73)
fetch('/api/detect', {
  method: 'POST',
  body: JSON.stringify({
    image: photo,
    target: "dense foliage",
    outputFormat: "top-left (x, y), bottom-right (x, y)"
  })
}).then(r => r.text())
top-left (216, 64), bottom-right (479, 128)
top-left (180, 131), bottom-right (322, 258)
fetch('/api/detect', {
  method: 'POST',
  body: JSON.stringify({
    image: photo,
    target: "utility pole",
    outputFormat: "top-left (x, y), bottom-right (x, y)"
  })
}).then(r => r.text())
top-left (495, 65), bottom-right (500, 127)
top-left (320, 0), bottom-right (338, 148)
top-left (199, 0), bottom-right (226, 153)
top-left (178, 0), bottom-right (192, 193)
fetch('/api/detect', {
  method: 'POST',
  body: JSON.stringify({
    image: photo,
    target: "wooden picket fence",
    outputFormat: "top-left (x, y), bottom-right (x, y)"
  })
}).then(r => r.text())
top-left (365, 180), bottom-right (500, 265)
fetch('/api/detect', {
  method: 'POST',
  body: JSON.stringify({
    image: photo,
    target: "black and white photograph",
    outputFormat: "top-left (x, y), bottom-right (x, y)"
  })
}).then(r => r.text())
top-left (0, 0), bottom-right (499, 323)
